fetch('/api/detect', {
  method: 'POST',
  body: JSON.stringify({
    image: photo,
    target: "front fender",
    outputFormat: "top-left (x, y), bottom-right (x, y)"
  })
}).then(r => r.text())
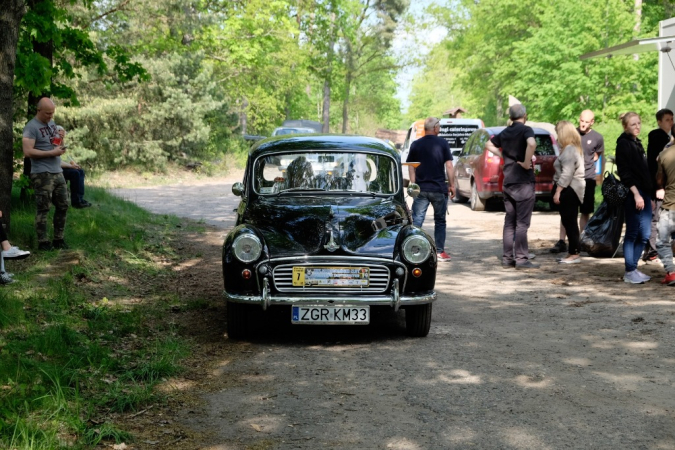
top-left (223, 225), bottom-right (268, 295)
top-left (396, 225), bottom-right (437, 294)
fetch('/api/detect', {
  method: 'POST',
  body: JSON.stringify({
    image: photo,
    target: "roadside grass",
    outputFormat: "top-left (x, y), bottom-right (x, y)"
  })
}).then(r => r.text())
top-left (0, 186), bottom-right (203, 449)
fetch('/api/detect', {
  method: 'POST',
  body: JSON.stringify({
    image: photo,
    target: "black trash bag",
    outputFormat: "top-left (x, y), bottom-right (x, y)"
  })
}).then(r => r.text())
top-left (580, 201), bottom-right (624, 257)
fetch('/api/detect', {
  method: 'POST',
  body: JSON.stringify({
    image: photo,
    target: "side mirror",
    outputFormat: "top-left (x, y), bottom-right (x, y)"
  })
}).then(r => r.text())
top-left (232, 182), bottom-right (244, 197)
top-left (407, 183), bottom-right (421, 198)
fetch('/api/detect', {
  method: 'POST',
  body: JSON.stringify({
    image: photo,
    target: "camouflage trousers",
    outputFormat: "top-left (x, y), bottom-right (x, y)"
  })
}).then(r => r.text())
top-left (30, 172), bottom-right (69, 243)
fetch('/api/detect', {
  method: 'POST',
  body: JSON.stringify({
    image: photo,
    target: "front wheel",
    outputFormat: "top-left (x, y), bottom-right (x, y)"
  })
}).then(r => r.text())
top-left (405, 303), bottom-right (432, 337)
top-left (470, 182), bottom-right (486, 211)
top-left (226, 301), bottom-right (249, 339)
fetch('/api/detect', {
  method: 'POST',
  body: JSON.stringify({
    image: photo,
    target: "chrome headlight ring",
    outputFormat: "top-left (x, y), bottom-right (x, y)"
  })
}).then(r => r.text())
top-left (232, 234), bottom-right (263, 263)
top-left (401, 235), bottom-right (431, 264)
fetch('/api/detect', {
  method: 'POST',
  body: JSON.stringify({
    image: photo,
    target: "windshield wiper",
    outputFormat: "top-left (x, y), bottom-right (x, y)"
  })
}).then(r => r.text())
top-left (276, 187), bottom-right (328, 195)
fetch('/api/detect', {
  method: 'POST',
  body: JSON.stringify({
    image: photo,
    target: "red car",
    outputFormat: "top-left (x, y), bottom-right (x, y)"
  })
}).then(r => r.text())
top-left (452, 126), bottom-right (559, 211)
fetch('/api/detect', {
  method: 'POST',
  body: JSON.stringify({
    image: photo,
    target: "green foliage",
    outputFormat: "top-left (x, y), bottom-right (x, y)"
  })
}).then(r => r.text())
top-left (58, 52), bottom-right (232, 169)
top-left (407, 0), bottom-right (668, 130)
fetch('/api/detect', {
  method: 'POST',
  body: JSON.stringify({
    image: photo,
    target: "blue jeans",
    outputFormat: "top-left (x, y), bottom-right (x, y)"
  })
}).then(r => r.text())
top-left (62, 168), bottom-right (86, 205)
top-left (412, 191), bottom-right (448, 252)
top-left (623, 190), bottom-right (652, 272)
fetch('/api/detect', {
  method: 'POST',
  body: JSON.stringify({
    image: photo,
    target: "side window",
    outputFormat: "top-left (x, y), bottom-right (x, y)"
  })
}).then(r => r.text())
top-left (402, 129), bottom-right (412, 152)
top-left (461, 135), bottom-right (474, 156)
top-left (469, 132), bottom-right (481, 155)
top-left (476, 132), bottom-right (489, 155)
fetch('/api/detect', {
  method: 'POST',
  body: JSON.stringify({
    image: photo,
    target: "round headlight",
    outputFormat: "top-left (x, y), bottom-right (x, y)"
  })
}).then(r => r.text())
top-left (402, 235), bottom-right (431, 264)
top-left (232, 234), bottom-right (262, 263)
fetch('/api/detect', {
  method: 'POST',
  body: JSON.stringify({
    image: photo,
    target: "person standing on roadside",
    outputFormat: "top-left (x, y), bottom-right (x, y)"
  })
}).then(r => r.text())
top-left (486, 104), bottom-right (538, 270)
top-left (642, 108), bottom-right (674, 262)
top-left (552, 121), bottom-right (586, 264)
top-left (550, 110), bottom-right (604, 254)
top-left (616, 112), bottom-right (652, 284)
top-left (407, 117), bottom-right (456, 261)
top-left (655, 124), bottom-right (675, 286)
top-left (22, 97), bottom-right (69, 251)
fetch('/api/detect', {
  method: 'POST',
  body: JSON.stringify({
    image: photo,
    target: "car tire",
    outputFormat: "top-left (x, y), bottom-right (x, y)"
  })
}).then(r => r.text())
top-left (470, 182), bottom-right (486, 211)
top-left (405, 303), bottom-right (432, 337)
top-left (226, 301), bottom-right (249, 339)
top-left (451, 178), bottom-right (468, 203)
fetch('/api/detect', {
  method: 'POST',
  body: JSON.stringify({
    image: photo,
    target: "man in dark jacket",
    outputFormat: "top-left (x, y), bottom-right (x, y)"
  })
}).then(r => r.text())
top-left (486, 104), bottom-right (538, 269)
top-left (407, 117), bottom-right (456, 261)
top-left (643, 108), bottom-right (673, 261)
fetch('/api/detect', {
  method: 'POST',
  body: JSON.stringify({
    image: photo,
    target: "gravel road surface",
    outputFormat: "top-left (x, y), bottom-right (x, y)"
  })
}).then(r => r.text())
top-left (112, 181), bottom-right (675, 450)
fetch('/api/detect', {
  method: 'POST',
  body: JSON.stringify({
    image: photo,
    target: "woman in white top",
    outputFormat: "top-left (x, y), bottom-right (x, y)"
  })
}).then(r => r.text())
top-left (553, 121), bottom-right (586, 263)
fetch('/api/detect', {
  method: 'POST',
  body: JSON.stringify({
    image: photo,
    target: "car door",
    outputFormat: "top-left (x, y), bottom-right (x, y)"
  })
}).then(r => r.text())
top-left (455, 134), bottom-right (475, 195)
top-left (466, 130), bottom-right (486, 191)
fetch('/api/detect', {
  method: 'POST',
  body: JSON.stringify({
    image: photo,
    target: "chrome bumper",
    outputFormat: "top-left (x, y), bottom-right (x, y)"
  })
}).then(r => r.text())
top-left (224, 279), bottom-right (436, 311)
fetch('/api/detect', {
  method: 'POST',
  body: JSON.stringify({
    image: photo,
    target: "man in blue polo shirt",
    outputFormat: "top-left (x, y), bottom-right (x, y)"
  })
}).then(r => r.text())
top-left (486, 104), bottom-right (539, 269)
top-left (406, 117), bottom-right (456, 261)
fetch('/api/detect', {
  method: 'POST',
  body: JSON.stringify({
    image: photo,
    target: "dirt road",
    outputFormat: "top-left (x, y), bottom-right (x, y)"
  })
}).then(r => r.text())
top-left (112, 182), bottom-right (675, 450)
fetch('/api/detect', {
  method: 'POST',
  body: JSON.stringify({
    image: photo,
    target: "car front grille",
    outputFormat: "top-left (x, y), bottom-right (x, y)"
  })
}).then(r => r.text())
top-left (273, 263), bottom-right (390, 293)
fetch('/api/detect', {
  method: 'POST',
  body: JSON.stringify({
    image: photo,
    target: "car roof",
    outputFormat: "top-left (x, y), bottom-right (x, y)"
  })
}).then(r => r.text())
top-left (484, 126), bottom-right (552, 136)
top-left (249, 134), bottom-right (399, 159)
top-left (439, 118), bottom-right (483, 125)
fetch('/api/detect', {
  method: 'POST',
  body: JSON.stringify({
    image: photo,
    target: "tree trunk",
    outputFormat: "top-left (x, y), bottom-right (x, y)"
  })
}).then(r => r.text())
top-left (322, 79), bottom-right (331, 133)
top-left (0, 0), bottom-right (26, 232)
top-left (241, 97), bottom-right (249, 135)
top-left (22, 0), bottom-right (54, 202)
top-left (342, 71), bottom-right (352, 134)
top-left (633, 0), bottom-right (642, 60)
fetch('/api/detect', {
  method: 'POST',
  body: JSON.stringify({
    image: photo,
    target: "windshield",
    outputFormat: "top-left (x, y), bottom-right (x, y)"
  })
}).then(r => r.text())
top-left (253, 152), bottom-right (398, 195)
top-left (273, 128), bottom-right (316, 136)
top-left (534, 135), bottom-right (556, 156)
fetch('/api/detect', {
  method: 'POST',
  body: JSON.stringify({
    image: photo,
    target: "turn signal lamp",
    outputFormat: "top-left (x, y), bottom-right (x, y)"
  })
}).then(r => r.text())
top-left (412, 268), bottom-right (422, 278)
top-left (242, 269), bottom-right (252, 280)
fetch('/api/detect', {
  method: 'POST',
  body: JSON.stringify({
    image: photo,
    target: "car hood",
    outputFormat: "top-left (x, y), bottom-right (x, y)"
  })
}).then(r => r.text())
top-left (243, 196), bottom-right (409, 258)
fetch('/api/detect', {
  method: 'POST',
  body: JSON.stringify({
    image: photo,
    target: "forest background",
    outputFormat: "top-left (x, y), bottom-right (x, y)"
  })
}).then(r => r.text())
top-left (1, 0), bottom-right (675, 223)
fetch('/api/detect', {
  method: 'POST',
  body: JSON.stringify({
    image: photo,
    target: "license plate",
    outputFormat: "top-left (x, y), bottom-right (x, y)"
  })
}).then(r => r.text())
top-left (292, 266), bottom-right (369, 287)
top-left (292, 306), bottom-right (370, 324)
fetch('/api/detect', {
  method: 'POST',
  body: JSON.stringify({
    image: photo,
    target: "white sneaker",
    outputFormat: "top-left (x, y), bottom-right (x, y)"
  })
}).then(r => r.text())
top-left (635, 270), bottom-right (651, 282)
top-left (624, 270), bottom-right (645, 284)
top-left (2, 246), bottom-right (30, 260)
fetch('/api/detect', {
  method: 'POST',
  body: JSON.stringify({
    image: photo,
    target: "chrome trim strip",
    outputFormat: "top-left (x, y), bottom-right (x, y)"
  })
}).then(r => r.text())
top-left (267, 256), bottom-right (409, 292)
top-left (392, 279), bottom-right (400, 311)
top-left (261, 278), bottom-right (270, 311)
top-left (223, 290), bottom-right (436, 306)
top-left (269, 255), bottom-right (398, 263)
top-left (273, 263), bottom-right (390, 294)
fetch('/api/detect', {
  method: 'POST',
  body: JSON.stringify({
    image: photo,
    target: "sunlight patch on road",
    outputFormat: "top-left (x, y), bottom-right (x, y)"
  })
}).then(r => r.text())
top-left (514, 374), bottom-right (553, 389)
top-left (563, 357), bottom-right (593, 366)
top-left (385, 437), bottom-right (423, 449)
top-left (502, 426), bottom-right (555, 450)
top-left (431, 369), bottom-right (482, 385)
top-left (156, 377), bottom-right (197, 392)
top-left (211, 359), bottom-right (232, 377)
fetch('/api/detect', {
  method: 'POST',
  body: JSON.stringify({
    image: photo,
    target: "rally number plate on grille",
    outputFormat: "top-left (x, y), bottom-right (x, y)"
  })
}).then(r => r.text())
top-left (292, 306), bottom-right (370, 325)
top-left (292, 266), bottom-right (369, 287)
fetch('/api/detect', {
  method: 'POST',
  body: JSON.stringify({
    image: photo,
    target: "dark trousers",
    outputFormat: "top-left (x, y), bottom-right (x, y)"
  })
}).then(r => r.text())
top-left (62, 168), bottom-right (86, 205)
top-left (558, 187), bottom-right (581, 255)
top-left (623, 190), bottom-right (652, 272)
top-left (502, 183), bottom-right (535, 264)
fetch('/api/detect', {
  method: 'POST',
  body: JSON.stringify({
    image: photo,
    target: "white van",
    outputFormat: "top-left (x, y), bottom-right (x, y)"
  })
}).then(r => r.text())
top-left (400, 118), bottom-right (485, 183)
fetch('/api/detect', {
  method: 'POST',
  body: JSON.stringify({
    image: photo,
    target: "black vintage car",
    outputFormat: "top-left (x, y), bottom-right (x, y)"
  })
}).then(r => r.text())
top-left (222, 135), bottom-right (438, 337)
